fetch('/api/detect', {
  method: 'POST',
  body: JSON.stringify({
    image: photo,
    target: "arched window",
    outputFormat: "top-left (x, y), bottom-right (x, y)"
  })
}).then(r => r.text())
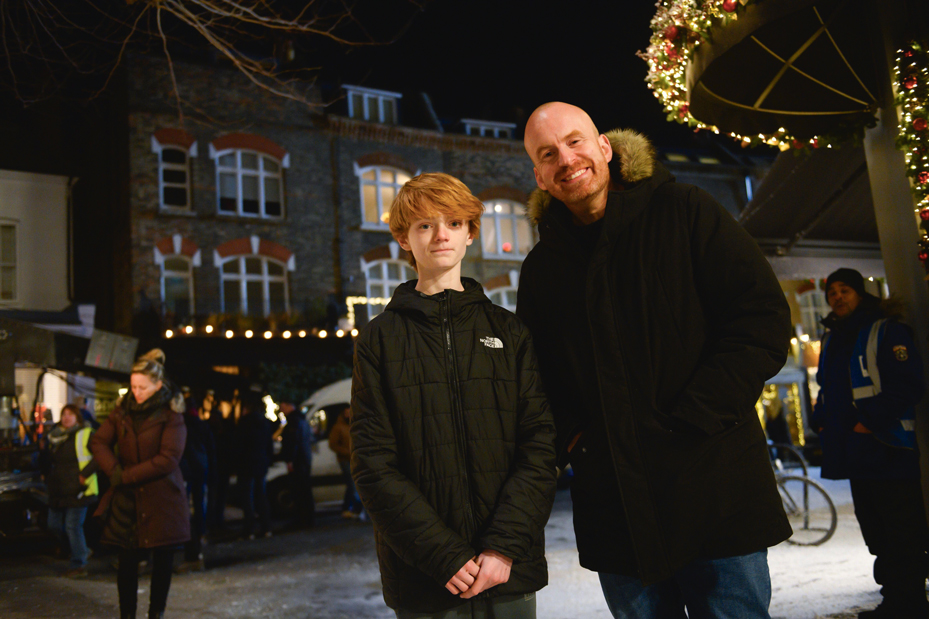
top-left (797, 287), bottom-right (829, 338)
top-left (215, 150), bottom-right (284, 218)
top-left (161, 255), bottom-right (194, 318)
top-left (356, 166), bottom-right (412, 229)
top-left (482, 199), bottom-right (533, 259)
top-left (219, 255), bottom-right (289, 317)
top-left (364, 259), bottom-right (415, 319)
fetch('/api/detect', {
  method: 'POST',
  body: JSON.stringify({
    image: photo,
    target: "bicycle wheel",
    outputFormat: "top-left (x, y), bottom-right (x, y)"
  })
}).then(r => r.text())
top-left (778, 474), bottom-right (837, 546)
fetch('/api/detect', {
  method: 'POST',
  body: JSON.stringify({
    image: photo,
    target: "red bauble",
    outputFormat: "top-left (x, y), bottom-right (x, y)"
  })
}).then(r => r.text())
top-left (502, 242), bottom-right (512, 253)
top-left (918, 171), bottom-right (929, 184)
top-left (664, 25), bottom-right (679, 41)
top-left (905, 50), bottom-right (915, 57)
top-left (905, 76), bottom-right (918, 89)
top-left (914, 118), bottom-right (928, 132)
top-left (665, 43), bottom-right (679, 60)
top-left (722, 0), bottom-right (738, 12)
top-left (919, 249), bottom-right (929, 262)
top-left (792, 140), bottom-right (804, 149)
top-left (920, 209), bottom-right (929, 221)
top-left (811, 138), bottom-right (820, 148)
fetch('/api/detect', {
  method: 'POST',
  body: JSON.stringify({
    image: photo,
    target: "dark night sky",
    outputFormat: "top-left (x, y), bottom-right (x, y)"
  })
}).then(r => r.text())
top-left (321, 0), bottom-right (708, 148)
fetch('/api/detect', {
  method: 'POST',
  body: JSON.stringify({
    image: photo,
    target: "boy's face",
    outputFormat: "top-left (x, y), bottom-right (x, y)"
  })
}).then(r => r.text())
top-left (398, 211), bottom-right (473, 276)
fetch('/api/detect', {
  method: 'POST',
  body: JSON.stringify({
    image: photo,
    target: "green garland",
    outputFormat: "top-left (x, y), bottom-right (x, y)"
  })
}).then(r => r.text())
top-left (897, 41), bottom-right (929, 259)
top-left (640, 0), bottom-right (874, 151)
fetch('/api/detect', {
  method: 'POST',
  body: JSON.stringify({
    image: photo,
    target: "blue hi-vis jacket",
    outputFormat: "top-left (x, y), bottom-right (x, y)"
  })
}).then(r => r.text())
top-left (814, 301), bottom-right (925, 480)
top-left (837, 318), bottom-right (917, 449)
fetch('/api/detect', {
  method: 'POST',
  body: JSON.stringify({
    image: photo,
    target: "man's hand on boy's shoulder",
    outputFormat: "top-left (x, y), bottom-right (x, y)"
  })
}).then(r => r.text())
top-left (445, 558), bottom-right (480, 595)
top-left (459, 550), bottom-right (512, 599)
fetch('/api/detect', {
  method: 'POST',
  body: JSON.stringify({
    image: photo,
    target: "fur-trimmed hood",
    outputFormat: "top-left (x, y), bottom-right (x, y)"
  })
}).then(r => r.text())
top-left (526, 128), bottom-right (657, 225)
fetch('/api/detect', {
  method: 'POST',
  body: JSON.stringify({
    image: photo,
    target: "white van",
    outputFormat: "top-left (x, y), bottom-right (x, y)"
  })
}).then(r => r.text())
top-left (266, 377), bottom-right (352, 513)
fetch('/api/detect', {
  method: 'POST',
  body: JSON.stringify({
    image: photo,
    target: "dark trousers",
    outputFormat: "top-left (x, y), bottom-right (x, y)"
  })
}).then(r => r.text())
top-left (290, 470), bottom-right (315, 526)
top-left (209, 463), bottom-right (230, 528)
top-left (240, 473), bottom-right (271, 536)
top-left (184, 473), bottom-right (207, 561)
top-left (339, 460), bottom-right (362, 513)
top-left (850, 478), bottom-right (929, 611)
top-left (117, 546), bottom-right (174, 617)
top-left (395, 593), bottom-right (536, 619)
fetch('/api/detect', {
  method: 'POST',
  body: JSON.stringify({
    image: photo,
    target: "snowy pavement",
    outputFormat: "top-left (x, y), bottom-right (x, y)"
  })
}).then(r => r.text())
top-left (0, 470), bottom-right (883, 619)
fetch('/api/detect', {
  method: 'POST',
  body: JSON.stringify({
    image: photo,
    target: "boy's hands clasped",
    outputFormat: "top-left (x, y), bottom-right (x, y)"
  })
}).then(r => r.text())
top-left (445, 551), bottom-right (513, 598)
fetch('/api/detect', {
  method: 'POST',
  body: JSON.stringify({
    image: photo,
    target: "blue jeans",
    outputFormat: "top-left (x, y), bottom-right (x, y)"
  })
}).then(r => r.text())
top-left (47, 506), bottom-right (90, 568)
top-left (598, 551), bottom-right (772, 619)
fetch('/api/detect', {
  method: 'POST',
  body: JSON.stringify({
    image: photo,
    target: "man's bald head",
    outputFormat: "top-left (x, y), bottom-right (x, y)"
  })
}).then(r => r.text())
top-left (522, 101), bottom-right (613, 221)
top-left (524, 102), bottom-right (600, 163)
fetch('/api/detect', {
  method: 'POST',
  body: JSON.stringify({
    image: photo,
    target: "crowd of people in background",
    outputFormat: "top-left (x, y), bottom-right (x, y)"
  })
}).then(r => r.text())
top-left (37, 349), bottom-right (358, 612)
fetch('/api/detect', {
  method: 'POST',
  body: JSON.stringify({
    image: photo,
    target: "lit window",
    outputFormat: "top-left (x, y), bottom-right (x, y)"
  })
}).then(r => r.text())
top-left (357, 166), bottom-right (412, 228)
top-left (665, 153), bottom-right (690, 162)
top-left (344, 85), bottom-right (402, 124)
top-left (161, 255), bottom-right (194, 319)
top-left (220, 256), bottom-right (289, 317)
top-left (481, 200), bottom-right (533, 259)
top-left (215, 150), bottom-right (284, 218)
top-left (797, 288), bottom-right (829, 339)
top-left (364, 259), bottom-right (415, 319)
top-left (0, 223), bottom-right (16, 303)
top-left (488, 288), bottom-right (518, 313)
top-left (462, 119), bottom-right (516, 139)
top-left (159, 147), bottom-right (192, 210)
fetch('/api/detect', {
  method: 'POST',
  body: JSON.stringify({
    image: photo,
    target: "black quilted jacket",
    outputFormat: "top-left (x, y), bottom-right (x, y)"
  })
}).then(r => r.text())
top-left (351, 278), bottom-right (556, 612)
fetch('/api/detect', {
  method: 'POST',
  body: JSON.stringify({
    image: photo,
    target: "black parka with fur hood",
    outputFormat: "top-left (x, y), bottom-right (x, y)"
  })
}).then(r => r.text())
top-left (351, 278), bottom-right (557, 612)
top-left (516, 129), bottom-right (792, 583)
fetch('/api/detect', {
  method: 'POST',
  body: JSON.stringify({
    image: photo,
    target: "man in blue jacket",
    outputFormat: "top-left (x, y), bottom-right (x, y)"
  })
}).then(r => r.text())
top-left (813, 268), bottom-right (929, 618)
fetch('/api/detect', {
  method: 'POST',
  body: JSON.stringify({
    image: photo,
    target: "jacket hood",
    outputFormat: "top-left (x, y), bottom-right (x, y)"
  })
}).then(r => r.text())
top-left (385, 277), bottom-right (491, 320)
top-left (526, 128), bottom-right (656, 225)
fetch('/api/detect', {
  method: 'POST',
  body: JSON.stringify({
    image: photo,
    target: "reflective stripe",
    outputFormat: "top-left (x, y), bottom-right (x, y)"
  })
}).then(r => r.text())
top-left (75, 427), bottom-right (98, 497)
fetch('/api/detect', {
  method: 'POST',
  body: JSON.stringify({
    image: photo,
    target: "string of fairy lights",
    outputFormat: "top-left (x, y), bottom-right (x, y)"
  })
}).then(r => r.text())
top-left (163, 325), bottom-right (359, 340)
top-left (897, 41), bottom-right (929, 265)
top-left (639, 0), bottom-right (872, 150)
top-left (642, 2), bottom-right (929, 263)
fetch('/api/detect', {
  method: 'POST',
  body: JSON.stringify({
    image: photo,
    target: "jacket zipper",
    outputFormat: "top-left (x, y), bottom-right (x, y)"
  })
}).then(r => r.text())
top-left (442, 293), bottom-right (477, 537)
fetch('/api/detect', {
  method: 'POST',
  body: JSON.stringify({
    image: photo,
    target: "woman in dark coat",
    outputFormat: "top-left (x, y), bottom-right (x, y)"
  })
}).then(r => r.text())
top-left (90, 349), bottom-right (190, 619)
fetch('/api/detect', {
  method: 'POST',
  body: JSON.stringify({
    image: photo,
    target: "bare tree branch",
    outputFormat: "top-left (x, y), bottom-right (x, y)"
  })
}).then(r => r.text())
top-left (0, 0), bottom-right (428, 107)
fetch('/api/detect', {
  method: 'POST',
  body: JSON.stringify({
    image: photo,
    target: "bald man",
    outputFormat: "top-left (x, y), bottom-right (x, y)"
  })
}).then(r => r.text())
top-left (516, 102), bottom-right (793, 618)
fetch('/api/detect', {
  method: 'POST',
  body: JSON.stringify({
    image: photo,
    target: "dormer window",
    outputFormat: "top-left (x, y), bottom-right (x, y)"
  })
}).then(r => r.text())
top-left (344, 85), bottom-right (402, 124)
top-left (462, 119), bottom-right (517, 139)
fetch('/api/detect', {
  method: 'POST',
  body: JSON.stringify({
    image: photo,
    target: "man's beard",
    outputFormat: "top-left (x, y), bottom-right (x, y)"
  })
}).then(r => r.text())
top-left (551, 160), bottom-right (609, 206)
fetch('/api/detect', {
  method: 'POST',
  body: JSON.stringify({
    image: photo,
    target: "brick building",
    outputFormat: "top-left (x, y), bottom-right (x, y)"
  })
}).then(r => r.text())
top-left (123, 55), bottom-right (762, 338)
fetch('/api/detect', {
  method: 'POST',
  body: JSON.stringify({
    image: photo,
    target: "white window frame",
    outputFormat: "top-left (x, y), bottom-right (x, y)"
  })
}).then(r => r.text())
top-left (151, 137), bottom-right (197, 212)
top-left (481, 199), bottom-right (534, 260)
top-left (218, 255), bottom-right (290, 317)
top-left (355, 164), bottom-right (417, 230)
top-left (0, 220), bottom-right (18, 306)
top-left (212, 148), bottom-right (286, 219)
top-left (462, 119), bottom-right (517, 139)
top-left (363, 258), bottom-right (416, 320)
top-left (488, 288), bottom-right (518, 313)
top-left (160, 255), bottom-right (195, 316)
top-left (344, 85), bottom-right (402, 124)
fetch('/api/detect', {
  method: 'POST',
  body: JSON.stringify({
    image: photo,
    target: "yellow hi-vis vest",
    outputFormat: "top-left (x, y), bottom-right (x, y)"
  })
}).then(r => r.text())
top-left (74, 427), bottom-right (98, 497)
